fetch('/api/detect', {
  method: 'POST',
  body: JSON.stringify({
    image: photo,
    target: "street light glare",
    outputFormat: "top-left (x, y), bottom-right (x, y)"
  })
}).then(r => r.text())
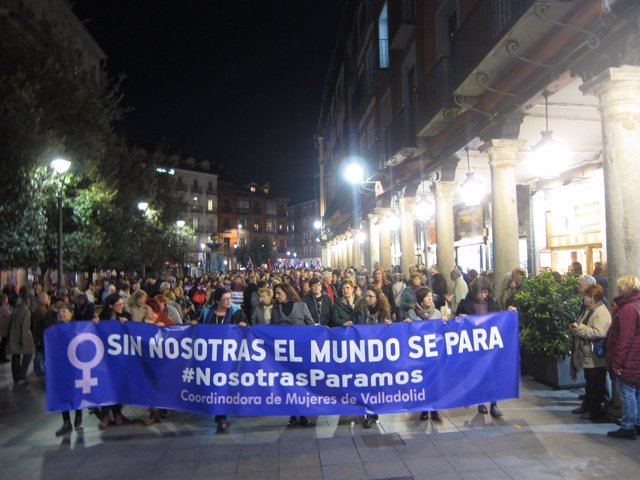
top-left (345, 163), bottom-right (364, 184)
top-left (313, 220), bottom-right (322, 229)
top-left (137, 201), bottom-right (149, 212)
top-left (51, 158), bottom-right (71, 174)
top-left (176, 219), bottom-right (185, 228)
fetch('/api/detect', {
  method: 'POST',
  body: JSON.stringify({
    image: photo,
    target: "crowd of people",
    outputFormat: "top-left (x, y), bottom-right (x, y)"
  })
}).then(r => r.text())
top-left (1, 259), bottom-right (638, 441)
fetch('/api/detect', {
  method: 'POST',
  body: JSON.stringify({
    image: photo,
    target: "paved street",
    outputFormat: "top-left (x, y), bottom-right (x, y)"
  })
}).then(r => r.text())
top-left (1, 363), bottom-right (639, 480)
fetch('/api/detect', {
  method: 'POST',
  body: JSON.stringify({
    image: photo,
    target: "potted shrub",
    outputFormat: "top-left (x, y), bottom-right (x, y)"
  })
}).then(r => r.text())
top-left (513, 272), bottom-right (584, 389)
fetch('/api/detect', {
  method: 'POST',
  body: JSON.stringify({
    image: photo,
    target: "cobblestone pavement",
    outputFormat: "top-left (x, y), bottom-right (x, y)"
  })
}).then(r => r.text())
top-left (1, 363), bottom-right (639, 480)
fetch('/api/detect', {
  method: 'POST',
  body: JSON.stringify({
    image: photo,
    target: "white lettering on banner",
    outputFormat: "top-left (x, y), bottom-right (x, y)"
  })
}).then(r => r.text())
top-left (285, 392), bottom-right (338, 406)
top-left (147, 337), bottom-right (266, 361)
top-left (444, 326), bottom-right (504, 355)
top-left (107, 334), bottom-right (143, 357)
top-left (407, 334), bottom-right (438, 358)
top-left (274, 339), bottom-right (303, 362)
top-left (361, 388), bottom-right (426, 405)
top-left (180, 389), bottom-right (262, 405)
top-left (310, 339), bottom-right (401, 363)
top-left (190, 367), bottom-right (424, 388)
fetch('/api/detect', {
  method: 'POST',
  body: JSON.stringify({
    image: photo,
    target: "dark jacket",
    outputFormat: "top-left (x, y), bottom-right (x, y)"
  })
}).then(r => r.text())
top-left (606, 291), bottom-right (640, 386)
top-left (330, 297), bottom-right (360, 327)
top-left (302, 293), bottom-right (332, 326)
top-left (455, 293), bottom-right (500, 316)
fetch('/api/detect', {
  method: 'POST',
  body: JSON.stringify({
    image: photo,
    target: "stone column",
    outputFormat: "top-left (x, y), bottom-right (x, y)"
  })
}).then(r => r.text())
top-left (368, 214), bottom-right (380, 269)
top-left (351, 228), bottom-right (362, 269)
top-left (399, 196), bottom-right (416, 276)
top-left (341, 235), bottom-right (348, 270)
top-left (481, 138), bottom-right (525, 304)
top-left (434, 181), bottom-right (456, 292)
top-left (346, 232), bottom-right (354, 269)
top-left (321, 244), bottom-right (329, 269)
top-left (378, 208), bottom-right (392, 271)
top-left (582, 66), bottom-right (640, 297)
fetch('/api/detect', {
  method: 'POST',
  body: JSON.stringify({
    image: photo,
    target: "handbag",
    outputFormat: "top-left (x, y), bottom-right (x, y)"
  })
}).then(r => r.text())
top-left (592, 338), bottom-right (606, 359)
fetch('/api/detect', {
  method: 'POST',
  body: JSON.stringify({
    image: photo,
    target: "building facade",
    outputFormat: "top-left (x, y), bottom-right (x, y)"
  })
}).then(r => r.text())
top-left (216, 181), bottom-right (288, 270)
top-left (160, 155), bottom-right (218, 275)
top-left (287, 199), bottom-right (322, 267)
top-left (317, 0), bottom-right (640, 300)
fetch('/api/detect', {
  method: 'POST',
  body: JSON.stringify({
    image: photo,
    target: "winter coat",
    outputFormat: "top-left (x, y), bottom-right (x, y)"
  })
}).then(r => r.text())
top-left (203, 303), bottom-right (246, 325)
top-left (352, 299), bottom-right (390, 324)
top-left (455, 293), bottom-right (500, 316)
top-left (8, 302), bottom-right (35, 355)
top-left (571, 301), bottom-right (611, 369)
top-left (272, 302), bottom-right (315, 326)
top-left (399, 285), bottom-right (419, 320)
top-left (302, 293), bottom-right (332, 326)
top-left (408, 304), bottom-right (442, 321)
top-left (252, 303), bottom-right (274, 325)
top-left (0, 304), bottom-right (11, 337)
top-left (606, 291), bottom-right (640, 386)
top-left (330, 296), bottom-right (360, 327)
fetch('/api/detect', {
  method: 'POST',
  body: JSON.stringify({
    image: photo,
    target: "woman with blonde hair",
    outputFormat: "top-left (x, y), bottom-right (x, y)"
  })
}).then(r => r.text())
top-left (606, 275), bottom-right (640, 439)
top-left (127, 290), bottom-right (148, 322)
top-left (252, 287), bottom-right (275, 325)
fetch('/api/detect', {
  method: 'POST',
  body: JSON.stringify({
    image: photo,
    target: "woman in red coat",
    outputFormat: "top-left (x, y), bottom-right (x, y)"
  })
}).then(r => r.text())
top-left (606, 276), bottom-right (640, 440)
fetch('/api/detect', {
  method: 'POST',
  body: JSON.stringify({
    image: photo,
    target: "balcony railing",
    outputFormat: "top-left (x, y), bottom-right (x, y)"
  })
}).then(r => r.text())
top-left (191, 206), bottom-right (204, 214)
top-left (220, 206), bottom-right (232, 213)
top-left (176, 183), bottom-right (188, 192)
top-left (416, 56), bottom-right (454, 130)
top-left (384, 106), bottom-right (415, 160)
top-left (451, 0), bottom-right (535, 87)
top-left (206, 188), bottom-right (216, 195)
top-left (191, 186), bottom-right (203, 194)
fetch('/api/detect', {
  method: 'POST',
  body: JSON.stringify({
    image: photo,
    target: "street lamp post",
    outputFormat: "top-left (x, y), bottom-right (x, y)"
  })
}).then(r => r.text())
top-left (138, 201), bottom-right (149, 279)
top-left (51, 158), bottom-right (71, 291)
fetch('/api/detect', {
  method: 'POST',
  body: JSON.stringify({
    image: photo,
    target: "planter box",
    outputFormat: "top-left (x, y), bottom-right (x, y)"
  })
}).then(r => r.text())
top-left (523, 353), bottom-right (585, 390)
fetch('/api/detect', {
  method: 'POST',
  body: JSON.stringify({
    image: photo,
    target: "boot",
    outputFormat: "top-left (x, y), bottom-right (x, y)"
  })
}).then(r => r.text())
top-left (144, 410), bottom-right (161, 426)
top-left (55, 422), bottom-right (72, 437)
top-left (74, 411), bottom-right (83, 429)
top-left (607, 428), bottom-right (637, 440)
top-left (477, 404), bottom-right (488, 414)
top-left (490, 403), bottom-right (503, 417)
top-left (430, 411), bottom-right (442, 422)
top-left (419, 412), bottom-right (429, 421)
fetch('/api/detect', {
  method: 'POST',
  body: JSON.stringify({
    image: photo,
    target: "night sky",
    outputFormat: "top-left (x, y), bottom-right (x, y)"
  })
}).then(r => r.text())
top-left (73, 1), bottom-right (344, 203)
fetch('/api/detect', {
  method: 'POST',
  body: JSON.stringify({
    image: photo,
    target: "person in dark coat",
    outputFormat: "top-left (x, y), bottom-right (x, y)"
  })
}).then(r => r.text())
top-left (455, 276), bottom-right (513, 418)
top-left (8, 287), bottom-right (34, 385)
top-left (606, 276), bottom-right (640, 440)
top-left (272, 283), bottom-right (315, 427)
top-left (302, 277), bottom-right (332, 326)
top-left (96, 294), bottom-right (131, 429)
top-left (54, 302), bottom-right (83, 436)
top-left (200, 287), bottom-right (247, 432)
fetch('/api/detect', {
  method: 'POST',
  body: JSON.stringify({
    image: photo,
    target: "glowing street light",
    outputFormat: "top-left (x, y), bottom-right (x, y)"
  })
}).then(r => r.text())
top-left (51, 158), bottom-right (71, 290)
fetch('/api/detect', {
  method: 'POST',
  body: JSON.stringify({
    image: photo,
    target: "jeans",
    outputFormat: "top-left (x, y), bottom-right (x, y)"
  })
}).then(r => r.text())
top-left (617, 377), bottom-right (640, 430)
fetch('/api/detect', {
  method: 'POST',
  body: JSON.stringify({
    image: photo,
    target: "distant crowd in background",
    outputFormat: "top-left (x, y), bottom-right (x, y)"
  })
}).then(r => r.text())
top-left (2, 258), bottom-right (639, 441)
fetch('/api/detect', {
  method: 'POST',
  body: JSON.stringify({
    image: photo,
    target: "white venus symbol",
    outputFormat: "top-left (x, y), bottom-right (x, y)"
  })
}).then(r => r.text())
top-left (67, 333), bottom-right (105, 394)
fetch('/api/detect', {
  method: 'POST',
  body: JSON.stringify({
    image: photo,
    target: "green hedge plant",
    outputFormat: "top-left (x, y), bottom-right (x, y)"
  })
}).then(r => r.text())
top-left (513, 272), bottom-right (582, 358)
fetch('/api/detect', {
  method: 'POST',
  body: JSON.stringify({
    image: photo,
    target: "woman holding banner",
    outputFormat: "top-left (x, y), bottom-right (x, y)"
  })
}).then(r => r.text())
top-left (201, 287), bottom-right (248, 432)
top-left (353, 285), bottom-right (393, 428)
top-left (455, 276), bottom-right (510, 417)
top-left (54, 302), bottom-right (83, 436)
top-left (143, 298), bottom-right (173, 426)
top-left (406, 286), bottom-right (443, 422)
top-left (272, 283), bottom-right (315, 427)
top-left (330, 277), bottom-right (360, 327)
top-left (96, 293), bottom-right (131, 429)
